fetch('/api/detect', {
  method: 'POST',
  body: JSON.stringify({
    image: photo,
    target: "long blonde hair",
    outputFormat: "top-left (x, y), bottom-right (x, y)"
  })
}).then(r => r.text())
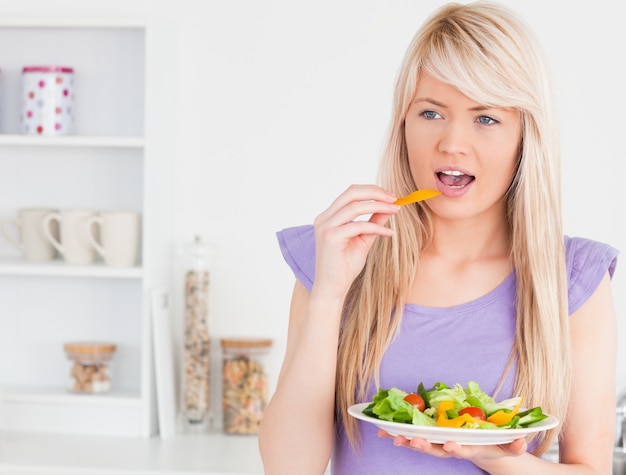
top-left (336, 1), bottom-right (569, 455)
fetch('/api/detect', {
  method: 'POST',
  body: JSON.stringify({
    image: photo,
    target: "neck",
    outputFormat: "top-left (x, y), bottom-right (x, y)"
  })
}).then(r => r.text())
top-left (426, 214), bottom-right (511, 263)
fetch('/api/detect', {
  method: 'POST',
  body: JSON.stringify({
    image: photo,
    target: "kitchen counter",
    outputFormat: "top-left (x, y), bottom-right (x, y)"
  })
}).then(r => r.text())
top-left (0, 431), bottom-right (264, 475)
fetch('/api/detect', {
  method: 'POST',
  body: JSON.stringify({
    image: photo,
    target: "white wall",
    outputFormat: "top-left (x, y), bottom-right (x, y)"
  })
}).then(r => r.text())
top-left (2, 0), bottom-right (624, 412)
top-left (165, 0), bottom-right (626, 398)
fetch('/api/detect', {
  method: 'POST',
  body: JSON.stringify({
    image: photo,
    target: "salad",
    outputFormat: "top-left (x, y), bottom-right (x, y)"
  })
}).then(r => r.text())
top-left (363, 381), bottom-right (548, 430)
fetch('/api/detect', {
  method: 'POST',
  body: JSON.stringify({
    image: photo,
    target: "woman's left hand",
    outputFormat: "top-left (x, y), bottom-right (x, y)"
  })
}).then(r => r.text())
top-left (377, 430), bottom-right (527, 462)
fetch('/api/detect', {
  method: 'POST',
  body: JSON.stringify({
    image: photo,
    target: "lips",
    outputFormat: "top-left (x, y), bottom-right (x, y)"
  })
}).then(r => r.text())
top-left (434, 169), bottom-right (475, 198)
top-left (436, 170), bottom-right (475, 188)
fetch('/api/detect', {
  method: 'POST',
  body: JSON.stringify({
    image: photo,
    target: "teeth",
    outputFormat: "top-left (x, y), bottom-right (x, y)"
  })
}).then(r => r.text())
top-left (441, 170), bottom-right (464, 176)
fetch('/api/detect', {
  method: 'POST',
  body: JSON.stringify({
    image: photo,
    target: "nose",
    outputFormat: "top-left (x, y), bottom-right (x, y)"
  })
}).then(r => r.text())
top-left (437, 121), bottom-right (471, 156)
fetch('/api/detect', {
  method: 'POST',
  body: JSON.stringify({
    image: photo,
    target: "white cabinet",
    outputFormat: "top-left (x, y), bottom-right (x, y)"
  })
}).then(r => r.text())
top-left (0, 18), bottom-right (174, 438)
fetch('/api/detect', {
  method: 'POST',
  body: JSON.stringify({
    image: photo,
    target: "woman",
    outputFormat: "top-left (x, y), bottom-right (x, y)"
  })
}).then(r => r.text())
top-left (258, 2), bottom-right (618, 474)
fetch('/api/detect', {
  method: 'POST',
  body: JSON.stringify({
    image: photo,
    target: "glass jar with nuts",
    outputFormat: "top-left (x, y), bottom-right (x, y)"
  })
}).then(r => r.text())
top-left (64, 342), bottom-right (116, 394)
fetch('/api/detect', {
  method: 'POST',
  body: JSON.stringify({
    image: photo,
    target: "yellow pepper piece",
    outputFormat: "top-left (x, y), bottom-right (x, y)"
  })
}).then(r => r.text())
top-left (436, 401), bottom-right (455, 420)
top-left (394, 189), bottom-right (441, 206)
top-left (437, 412), bottom-right (476, 428)
top-left (435, 400), bottom-right (478, 429)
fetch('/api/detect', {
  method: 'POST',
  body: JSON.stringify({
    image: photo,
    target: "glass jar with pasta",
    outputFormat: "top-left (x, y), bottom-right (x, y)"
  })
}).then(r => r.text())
top-left (220, 338), bottom-right (272, 434)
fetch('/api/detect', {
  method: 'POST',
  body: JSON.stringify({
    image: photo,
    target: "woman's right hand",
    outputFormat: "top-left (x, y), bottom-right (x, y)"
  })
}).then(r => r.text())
top-left (311, 184), bottom-right (400, 301)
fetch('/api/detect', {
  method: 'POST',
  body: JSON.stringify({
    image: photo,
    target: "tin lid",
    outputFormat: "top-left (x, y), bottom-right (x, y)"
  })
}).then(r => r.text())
top-left (64, 342), bottom-right (116, 354)
top-left (220, 338), bottom-right (273, 349)
top-left (23, 66), bottom-right (74, 73)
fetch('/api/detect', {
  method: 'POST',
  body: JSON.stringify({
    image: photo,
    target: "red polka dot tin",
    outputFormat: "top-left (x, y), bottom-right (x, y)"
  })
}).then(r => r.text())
top-left (21, 66), bottom-right (74, 135)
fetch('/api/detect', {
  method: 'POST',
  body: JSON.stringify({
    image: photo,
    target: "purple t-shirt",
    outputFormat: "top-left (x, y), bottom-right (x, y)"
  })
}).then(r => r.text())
top-left (277, 224), bottom-right (618, 475)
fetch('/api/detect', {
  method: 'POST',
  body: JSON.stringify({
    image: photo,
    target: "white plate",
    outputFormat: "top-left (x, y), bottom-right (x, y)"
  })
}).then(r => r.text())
top-left (348, 403), bottom-right (559, 445)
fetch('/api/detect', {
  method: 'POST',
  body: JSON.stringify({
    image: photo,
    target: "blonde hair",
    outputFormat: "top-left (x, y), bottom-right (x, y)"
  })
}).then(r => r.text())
top-left (336, 1), bottom-right (569, 456)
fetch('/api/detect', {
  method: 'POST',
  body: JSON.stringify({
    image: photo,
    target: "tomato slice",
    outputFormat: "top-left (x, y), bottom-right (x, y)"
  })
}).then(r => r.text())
top-left (403, 393), bottom-right (425, 412)
top-left (458, 406), bottom-right (486, 421)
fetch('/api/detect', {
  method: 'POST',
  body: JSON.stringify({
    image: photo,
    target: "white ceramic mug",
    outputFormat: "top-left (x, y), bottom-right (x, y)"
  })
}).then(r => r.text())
top-left (43, 209), bottom-right (98, 265)
top-left (1, 208), bottom-right (59, 261)
top-left (86, 211), bottom-right (141, 267)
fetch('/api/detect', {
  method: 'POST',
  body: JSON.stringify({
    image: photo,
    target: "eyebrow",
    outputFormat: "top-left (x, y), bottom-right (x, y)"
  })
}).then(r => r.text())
top-left (413, 97), bottom-right (490, 112)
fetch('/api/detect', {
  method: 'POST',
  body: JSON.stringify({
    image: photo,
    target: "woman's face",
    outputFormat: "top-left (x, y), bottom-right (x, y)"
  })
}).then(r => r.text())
top-left (404, 72), bottom-right (522, 222)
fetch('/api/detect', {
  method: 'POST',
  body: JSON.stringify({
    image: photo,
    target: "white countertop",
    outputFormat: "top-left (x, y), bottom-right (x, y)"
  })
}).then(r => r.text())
top-left (0, 431), bottom-right (264, 475)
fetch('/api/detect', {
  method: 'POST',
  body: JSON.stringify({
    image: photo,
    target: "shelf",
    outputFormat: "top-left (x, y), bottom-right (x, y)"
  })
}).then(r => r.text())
top-left (0, 135), bottom-right (144, 148)
top-left (0, 17), bottom-right (148, 29)
top-left (1, 386), bottom-right (145, 437)
top-left (0, 257), bottom-right (144, 279)
top-left (0, 431), bottom-right (265, 475)
top-left (1, 385), bottom-right (140, 407)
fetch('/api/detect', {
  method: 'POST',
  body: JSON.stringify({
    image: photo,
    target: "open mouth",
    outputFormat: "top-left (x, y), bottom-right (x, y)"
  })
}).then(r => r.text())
top-left (436, 170), bottom-right (475, 189)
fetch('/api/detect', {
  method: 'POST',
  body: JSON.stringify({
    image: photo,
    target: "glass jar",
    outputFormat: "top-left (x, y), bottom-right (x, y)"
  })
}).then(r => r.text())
top-left (182, 235), bottom-right (211, 424)
top-left (63, 342), bottom-right (116, 393)
top-left (221, 338), bottom-right (272, 434)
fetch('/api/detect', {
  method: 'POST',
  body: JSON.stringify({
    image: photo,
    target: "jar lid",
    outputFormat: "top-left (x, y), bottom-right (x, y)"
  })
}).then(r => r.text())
top-left (64, 342), bottom-right (116, 354)
top-left (220, 338), bottom-right (273, 349)
top-left (23, 66), bottom-right (74, 73)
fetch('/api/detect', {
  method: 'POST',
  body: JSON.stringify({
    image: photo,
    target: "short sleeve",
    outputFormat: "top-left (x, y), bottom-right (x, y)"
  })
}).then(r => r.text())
top-left (276, 224), bottom-right (316, 291)
top-left (565, 236), bottom-right (619, 315)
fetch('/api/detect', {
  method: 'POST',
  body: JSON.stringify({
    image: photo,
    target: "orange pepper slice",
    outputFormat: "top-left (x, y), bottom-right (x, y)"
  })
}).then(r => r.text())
top-left (394, 189), bottom-right (441, 206)
top-left (487, 398), bottom-right (523, 426)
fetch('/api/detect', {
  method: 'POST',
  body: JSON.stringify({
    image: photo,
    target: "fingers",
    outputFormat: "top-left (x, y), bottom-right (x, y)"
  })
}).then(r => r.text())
top-left (377, 430), bottom-right (528, 461)
top-left (314, 185), bottom-right (399, 251)
top-left (317, 219), bottom-right (394, 245)
top-left (503, 438), bottom-right (528, 455)
top-left (310, 185), bottom-right (400, 300)
top-left (439, 438), bottom-right (527, 459)
top-left (324, 185), bottom-right (397, 216)
top-left (315, 185), bottom-right (398, 231)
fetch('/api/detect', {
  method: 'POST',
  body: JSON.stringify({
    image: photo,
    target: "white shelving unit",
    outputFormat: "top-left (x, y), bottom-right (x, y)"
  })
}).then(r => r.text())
top-left (0, 15), bottom-right (270, 475)
top-left (0, 18), bottom-right (174, 440)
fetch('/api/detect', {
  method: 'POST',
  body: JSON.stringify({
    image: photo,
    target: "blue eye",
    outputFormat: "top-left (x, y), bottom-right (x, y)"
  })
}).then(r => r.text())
top-left (477, 115), bottom-right (497, 125)
top-left (422, 110), bottom-right (440, 120)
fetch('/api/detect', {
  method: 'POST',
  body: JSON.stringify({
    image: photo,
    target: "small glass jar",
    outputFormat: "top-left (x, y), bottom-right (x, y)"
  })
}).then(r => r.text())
top-left (221, 338), bottom-right (272, 434)
top-left (64, 342), bottom-right (116, 394)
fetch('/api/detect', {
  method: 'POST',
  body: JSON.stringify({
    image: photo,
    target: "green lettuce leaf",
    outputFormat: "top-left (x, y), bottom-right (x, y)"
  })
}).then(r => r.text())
top-left (366, 387), bottom-right (436, 426)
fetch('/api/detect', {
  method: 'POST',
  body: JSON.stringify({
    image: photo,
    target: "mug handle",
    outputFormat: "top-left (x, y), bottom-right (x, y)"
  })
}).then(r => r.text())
top-left (0, 219), bottom-right (24, 252)
top-left (42, 213), bottom-right (65, 256)
top-left (86, 215), bottom-right (106, 259)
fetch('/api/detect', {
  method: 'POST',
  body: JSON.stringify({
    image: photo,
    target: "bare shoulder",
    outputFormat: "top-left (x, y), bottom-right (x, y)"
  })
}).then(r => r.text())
top-left (570, 272), bottom-right (616, 336)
